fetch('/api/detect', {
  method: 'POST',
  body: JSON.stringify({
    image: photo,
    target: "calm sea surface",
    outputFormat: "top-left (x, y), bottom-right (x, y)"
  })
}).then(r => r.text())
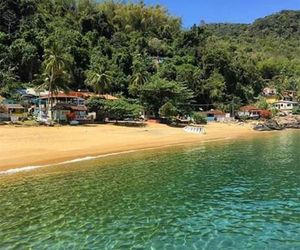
top-left (0, 131), bottom-right (300, 249)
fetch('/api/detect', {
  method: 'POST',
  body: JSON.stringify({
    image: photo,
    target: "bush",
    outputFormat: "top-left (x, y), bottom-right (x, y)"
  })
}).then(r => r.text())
top-left (159, 102), bottom-right (177, 118)
top-left (87, 97), bottom-right (143, 122)
top-left (86, 97), bottom-right (107, 122)
top-left (292, 106), bottom-right (300, 115)
top-left (192, 112), bottom-right (207, 124)
top-left (259, 110), bottom-right (272, 119)
top-left (105, 99), bottom-right (143, 121)
top-left (256, 96), bottom-right (269, 110)
top-left (271, 108), bottom-right (278, 117)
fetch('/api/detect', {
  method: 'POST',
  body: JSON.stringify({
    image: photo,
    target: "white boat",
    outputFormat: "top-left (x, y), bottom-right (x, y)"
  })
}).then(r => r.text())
top-left (183, 126), bottom-right (206, 134)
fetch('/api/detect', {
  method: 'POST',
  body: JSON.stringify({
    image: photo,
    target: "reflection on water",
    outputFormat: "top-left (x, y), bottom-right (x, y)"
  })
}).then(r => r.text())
top-left (0, 131), bottom-right (300, 249)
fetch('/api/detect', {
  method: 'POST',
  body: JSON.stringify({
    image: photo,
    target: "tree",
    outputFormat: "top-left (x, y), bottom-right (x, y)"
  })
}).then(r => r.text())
top-left (192, 112), bottom-right (207, 124)
top-left (204, 70), bottom-right (226, 103)
top-left (0, 65), bottom-right (19, 98)
top-left (256, 96), bottom-right (269, 110)
top-left (148, 37), bottom-right (165, 58)
top-left (85, 69), bottom-right (112, 94)
top-left (40, 43), bottom-right (73, 119)
top-left (86, 97), bottom-right (107, 122)
top-left (159, 102), bottom-right (177, 118)
top-left (9, 38), bottom-right (38, 82)
top-left (87, 97), bottom-right (142, 122)
top-left (105, 99), bottom-right (142, 121)
top-left (131, 72), bottom-right (148, 87)
top-left (139, 76), bottom-right (193, 117)
top-left (129, 71), bottom-right (148, 96)
top-left (0, 1), bottom-right (300, 119)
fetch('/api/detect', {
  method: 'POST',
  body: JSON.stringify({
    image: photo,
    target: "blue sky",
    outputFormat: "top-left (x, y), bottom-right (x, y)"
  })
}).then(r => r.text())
top-left (142, 0), bottom-right (300, 27)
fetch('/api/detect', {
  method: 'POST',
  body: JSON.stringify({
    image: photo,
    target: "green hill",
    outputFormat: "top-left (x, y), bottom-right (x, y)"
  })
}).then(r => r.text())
top-left (0, 1), bottom-right (299, 113)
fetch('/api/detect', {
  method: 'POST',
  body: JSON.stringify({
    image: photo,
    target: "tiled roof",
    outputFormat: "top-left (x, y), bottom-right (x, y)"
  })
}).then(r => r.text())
top-left (40, 93), bottom-right (84, 100)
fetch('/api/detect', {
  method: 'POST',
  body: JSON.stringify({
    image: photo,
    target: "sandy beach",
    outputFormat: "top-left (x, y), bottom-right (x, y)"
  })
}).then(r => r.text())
top-left (0, 123), bottom-right (259, 172)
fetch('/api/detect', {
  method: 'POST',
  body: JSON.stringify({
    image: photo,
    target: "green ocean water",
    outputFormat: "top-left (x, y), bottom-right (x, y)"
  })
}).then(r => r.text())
top-left (0, 131), bottom-right (300, 250)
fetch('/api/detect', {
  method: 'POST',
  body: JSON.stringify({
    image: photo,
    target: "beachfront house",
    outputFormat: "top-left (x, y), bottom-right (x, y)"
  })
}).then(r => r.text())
top-left (202, 110), bottom-right (229, 122)
top-left (0, 103), bottom-right (26, 122)
top-left (282, 91), bottom-right (298, 102)
top-left (238, 105), bottom-right (272, 120)
top-left (274, 100), bottom-right (299, 114)
top-left (52, 103), bottom-right (89, 123)
top-left (35, 93), bottom-right (89, 123)
top-left (262, 87), bottom-right (278, 104)
top-left (238, 106), bottom-right (261, 119)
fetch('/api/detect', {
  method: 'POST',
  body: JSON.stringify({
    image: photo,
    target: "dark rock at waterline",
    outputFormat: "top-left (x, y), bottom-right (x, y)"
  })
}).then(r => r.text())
top-left (264, 120), bottom-right (284, 130)
top-left (254, 115), bottom-right (300, 131)
top-left (253, 124), bottom-right (272, 131)
top-left (253, 120), bottom-right (283, 131)
top-left (275, 115), bottom-right (300, 129)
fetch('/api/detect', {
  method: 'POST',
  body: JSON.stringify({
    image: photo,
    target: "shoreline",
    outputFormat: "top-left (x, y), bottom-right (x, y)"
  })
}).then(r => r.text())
top-left (0, 123), bottom-right (274, 174)
top-left (0, 137), bottom-right (233, 176)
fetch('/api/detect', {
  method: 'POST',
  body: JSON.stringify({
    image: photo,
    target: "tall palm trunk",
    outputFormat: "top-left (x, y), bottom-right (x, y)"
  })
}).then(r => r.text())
top-left (48, 73), bottom-right (54, 120)
top-left (50, 88), bottom-right (54, 120)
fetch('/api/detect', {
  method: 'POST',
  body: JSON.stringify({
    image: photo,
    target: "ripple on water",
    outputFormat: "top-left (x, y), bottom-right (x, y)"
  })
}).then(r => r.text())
top-left (0, 131), bottom-right (300, 249)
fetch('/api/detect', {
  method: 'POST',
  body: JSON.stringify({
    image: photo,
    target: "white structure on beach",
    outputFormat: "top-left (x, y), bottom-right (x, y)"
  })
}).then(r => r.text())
top-left (274, 100), bottom-right (298, 113)
top-left (183, 126), bottom-right (206, 135)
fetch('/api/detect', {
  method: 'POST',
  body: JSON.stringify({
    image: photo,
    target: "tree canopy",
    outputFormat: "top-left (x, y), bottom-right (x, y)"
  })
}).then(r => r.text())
top-left (0, 1), bottom-right (299, 113)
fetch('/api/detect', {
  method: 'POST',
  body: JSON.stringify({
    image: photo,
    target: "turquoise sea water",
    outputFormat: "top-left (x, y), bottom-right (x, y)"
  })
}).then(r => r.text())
top-left (0, 131), bottom-right (300, 249)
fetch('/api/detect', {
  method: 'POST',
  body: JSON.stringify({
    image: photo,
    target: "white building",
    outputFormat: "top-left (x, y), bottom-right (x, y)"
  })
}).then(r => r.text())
top-left (274, 101), bottom-right (298, 113)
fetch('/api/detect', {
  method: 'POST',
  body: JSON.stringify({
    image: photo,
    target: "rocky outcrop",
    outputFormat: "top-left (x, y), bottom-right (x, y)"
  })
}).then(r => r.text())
top-left (254, 115), bottom-right (300, 131)
top-left (274, 115), bottom-right (300, 129)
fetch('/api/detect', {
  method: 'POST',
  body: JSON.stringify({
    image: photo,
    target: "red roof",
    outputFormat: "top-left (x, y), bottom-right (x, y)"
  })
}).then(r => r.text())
top-left (68, 91), bottom-right (94, 98)
top-left (203, 110), bottom-right (225, 115)
top-left (40, 93), bottom-right (83, 99)
top-left (40, 92), bottom-right (119, 100)
top-left (70, 91), bottom-right (119, 100)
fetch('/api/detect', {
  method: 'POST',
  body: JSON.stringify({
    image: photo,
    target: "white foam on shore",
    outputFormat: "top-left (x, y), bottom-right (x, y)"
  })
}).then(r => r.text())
top-left (1, 166), bottom-right (43, 175)
top-left (0, 151), bottom-right (137, 176)
top-left (0, 137), bottom-right (231, 176)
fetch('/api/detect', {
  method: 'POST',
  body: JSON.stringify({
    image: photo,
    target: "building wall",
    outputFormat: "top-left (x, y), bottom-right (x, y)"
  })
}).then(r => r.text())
top-left (265, 96), bottom-right (278, 104)
top-left (53, 110), bottom-right (88, 122)
top-left (0, 113), bottom-right (10, 121)
top-left (54, 110), bottom-right (69, 122)
top-left (237, 111), bottom-right (260, 119)
top-left (275, 103), bottom-right (297, 110)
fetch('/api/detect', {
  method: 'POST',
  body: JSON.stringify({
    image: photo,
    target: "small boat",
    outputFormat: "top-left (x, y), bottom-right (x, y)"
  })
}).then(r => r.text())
top-left (183, 126), bottom-right (206, 134)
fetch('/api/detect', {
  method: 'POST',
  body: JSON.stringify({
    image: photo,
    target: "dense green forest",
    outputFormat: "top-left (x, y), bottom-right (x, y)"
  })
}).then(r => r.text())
top-left (0, 0), bottom-right (300, 115)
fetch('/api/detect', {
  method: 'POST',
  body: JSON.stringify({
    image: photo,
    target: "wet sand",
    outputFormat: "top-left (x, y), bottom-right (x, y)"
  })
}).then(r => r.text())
top-left (0, 123), bottom-right (259, 172)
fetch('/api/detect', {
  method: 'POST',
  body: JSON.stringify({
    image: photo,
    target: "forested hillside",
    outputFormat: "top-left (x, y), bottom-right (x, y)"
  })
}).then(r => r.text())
top-left (0, 0), bottom-right (299, 114)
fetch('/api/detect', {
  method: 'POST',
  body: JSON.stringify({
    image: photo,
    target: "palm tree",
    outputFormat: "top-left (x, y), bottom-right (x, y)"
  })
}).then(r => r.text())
top-left (85, 69), bottom-right (112, 94)
top-left (40, 44), bottom-right (72, 120)
top-left (128, 71), bottom-right (148, 97)
top-left (131, 72), bottom-right (148, 87)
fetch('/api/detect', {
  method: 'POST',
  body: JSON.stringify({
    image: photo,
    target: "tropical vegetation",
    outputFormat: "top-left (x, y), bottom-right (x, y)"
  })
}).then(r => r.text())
top-left (0, 1), bottom-right (300, 116)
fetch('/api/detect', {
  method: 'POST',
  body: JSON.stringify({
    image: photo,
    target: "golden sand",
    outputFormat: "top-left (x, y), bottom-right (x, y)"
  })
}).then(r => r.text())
top-left (0, 123), bottom-right (259, 171)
